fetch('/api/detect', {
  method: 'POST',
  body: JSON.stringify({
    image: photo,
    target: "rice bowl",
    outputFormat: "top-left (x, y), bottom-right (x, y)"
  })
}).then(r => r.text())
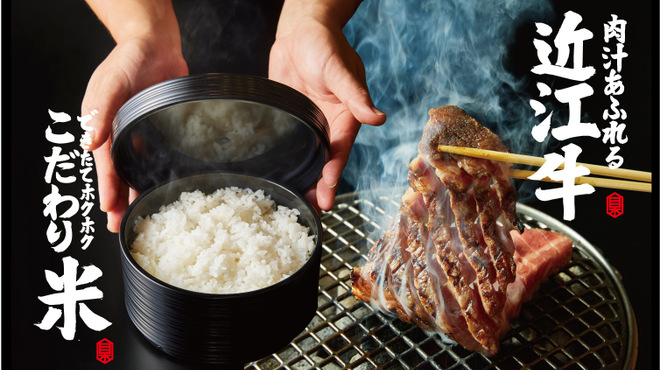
top-left (112, 74), bottom-right (329, 364)
top-left (119, 172), bottom-right (322, 365)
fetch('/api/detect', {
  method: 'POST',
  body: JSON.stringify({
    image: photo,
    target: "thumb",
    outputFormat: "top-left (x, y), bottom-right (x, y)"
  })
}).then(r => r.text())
top-left (80, 68), bottom-right (131, 151)
top-left (325, 56), bottom-right (386, 127)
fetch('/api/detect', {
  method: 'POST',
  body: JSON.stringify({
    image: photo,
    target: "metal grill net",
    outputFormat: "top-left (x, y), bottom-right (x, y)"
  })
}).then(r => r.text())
top-left (247, 194), bottom-right (634, 369)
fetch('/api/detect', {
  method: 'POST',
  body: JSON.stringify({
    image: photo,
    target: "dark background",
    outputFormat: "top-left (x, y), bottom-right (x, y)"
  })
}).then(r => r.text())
top-left (7, 0), bottom-right (657, 369)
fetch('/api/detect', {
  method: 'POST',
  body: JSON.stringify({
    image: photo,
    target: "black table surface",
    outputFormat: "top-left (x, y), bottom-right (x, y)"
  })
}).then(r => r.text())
top-left (7, 0), bottom-right (657, 369)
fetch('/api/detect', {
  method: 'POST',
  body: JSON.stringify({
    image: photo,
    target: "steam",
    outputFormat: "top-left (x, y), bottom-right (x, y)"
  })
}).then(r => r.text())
top-left (342, 0), bottom-right (554, 202)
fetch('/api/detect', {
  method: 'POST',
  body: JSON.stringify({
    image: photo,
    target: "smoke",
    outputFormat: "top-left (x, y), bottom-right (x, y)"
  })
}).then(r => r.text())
top-left (342, 0), bottom-right (555, 204)
top-left (344, 1), bottom-right (557, 339)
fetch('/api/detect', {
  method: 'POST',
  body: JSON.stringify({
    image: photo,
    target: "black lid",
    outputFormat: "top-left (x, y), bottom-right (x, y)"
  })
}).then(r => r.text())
top-left (111, 73), bottom-right (330, 194)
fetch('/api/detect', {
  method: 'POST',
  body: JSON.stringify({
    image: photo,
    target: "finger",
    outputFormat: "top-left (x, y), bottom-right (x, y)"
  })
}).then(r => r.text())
top-left (80, 66), bottom-right (130, 152)
top-left (92, 139), bottom-right (122, 213)
top-left (316, 111), bottom-right (360, 210)
top-left (106, 184), bottom-right (129, 233)
top-left (303, 187), bottom-right (322, 215)
top-left (315, 178), bottom-right (338, 211)
top-left (324, 55), bottom-right (386, 127)
top-left (129, 188), bottom-right (140, 204)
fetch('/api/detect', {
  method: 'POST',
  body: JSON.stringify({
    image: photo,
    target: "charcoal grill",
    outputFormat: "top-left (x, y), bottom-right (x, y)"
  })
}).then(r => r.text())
top-left (247, 191), bottom-right (637, 369)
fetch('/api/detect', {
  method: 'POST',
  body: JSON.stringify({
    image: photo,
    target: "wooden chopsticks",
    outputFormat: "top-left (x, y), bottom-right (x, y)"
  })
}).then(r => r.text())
top-left (437, 145), bottom-right (652, 193)
top-left (507, 169), bottom-right (651, 192)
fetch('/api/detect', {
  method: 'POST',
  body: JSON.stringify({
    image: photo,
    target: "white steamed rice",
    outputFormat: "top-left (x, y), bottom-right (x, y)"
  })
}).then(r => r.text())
top-left (130, 187), bottom-right (315, 294)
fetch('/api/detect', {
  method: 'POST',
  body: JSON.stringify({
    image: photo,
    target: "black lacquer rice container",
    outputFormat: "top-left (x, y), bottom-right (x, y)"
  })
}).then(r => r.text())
top-left (111, 73), bottom-right (329, 366)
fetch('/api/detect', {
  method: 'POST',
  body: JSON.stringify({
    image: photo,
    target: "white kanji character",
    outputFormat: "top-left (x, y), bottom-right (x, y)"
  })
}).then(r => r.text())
top-left (551, 83), bottom-right (601, 140)
top-left (602, 44), bottom-right (627, 72)
top-left (604, 14), bottom-right (626, 43)
top-left (528, 143), bottom-right (595, 221)
top-left (35, 257), bottom-right (112, 340)
top-left (531, 11), bottom-right (595, 81)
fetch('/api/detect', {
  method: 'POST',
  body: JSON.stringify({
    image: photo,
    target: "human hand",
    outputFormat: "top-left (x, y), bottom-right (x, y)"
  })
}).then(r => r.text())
top-left (269, 0), bottom-right (386, 212)
top-left (81, 37), bottom-right (188, 232)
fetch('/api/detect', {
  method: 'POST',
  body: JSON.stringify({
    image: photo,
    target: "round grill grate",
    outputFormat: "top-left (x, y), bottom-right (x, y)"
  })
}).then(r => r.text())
top-left (247, 192), bottom-right (637, 369)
